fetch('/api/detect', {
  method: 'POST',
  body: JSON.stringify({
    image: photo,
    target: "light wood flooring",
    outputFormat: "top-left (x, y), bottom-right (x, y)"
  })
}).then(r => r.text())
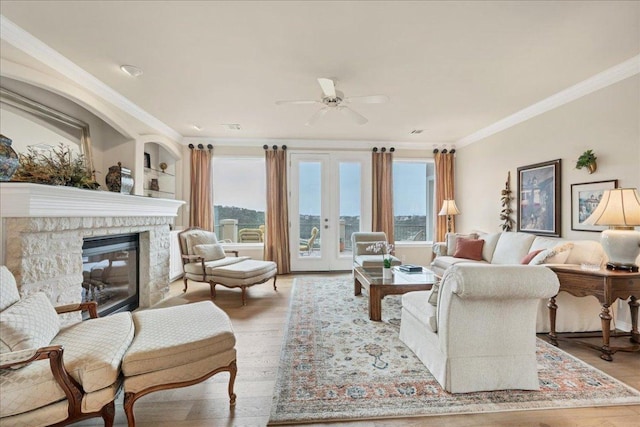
top-left (79, 273), bottom-right (639, 427)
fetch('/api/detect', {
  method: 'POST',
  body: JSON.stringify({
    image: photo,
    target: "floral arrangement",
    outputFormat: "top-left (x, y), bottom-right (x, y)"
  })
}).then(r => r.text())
top-left (12, 143), bottom-right (99, 189)
top-left (366, 241), bottom-right (395, 268)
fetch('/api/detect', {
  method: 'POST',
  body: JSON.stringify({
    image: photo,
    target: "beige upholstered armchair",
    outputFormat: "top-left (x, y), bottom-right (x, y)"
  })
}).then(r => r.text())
top-left (351, 231), bottom-right (401, 269)
top-left (0, 265), bottom-right (134, 427)
top-left (178, 227), bottom-right (278, 305)
top-left (299, 226), bottom-right (319, 254)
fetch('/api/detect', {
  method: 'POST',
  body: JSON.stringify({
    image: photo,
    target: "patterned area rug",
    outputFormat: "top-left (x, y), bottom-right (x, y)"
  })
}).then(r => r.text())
top-left (268, 276), bottom-right (640, 425)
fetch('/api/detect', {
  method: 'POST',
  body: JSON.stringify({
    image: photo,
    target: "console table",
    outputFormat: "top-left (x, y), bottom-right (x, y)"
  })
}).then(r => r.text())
top-left (548, 265), bottom-right (639, 361)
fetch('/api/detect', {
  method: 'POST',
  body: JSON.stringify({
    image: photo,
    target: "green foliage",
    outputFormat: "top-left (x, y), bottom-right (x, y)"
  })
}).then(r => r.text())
top-left (576, 149), bottom-right (597, 169)
top-left (12, 143), bottom-right (99, 189)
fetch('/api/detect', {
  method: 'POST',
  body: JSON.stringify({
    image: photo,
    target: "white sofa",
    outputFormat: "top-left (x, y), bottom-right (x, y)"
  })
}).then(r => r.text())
top-left (399, 264), bottom-right (559, 393)
top-left (431, 231), bottom-right (608, 333)
top-left (400, 264), bottom-right (559, 393)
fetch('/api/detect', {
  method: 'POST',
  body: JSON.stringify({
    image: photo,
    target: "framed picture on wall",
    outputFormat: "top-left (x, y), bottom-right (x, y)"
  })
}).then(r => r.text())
top-left (517, 159), bottom-right (561, 237)
top-left (571, 180), bottom-right (618, 232)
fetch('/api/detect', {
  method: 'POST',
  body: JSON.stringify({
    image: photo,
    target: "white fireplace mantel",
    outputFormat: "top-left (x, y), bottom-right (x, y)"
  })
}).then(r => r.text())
top-left (0, 183), bottom-right (184, 218)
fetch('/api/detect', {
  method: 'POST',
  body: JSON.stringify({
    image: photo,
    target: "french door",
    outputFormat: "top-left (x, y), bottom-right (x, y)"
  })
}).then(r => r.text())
top-left (289, 152), bottom-right (371, 271)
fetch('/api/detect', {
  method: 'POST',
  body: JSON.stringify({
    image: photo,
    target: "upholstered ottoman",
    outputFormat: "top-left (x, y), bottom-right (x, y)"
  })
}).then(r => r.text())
top-left (209, 259), bottom-right (278, 305)
top-left (122, 301), bottom-right (237, 427)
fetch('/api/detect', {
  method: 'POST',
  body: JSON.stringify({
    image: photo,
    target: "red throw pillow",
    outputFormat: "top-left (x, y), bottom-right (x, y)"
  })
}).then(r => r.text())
top-left (520, 249), bottom-right (544, 265)
top-left (453, 237), bottom-right (484, 261)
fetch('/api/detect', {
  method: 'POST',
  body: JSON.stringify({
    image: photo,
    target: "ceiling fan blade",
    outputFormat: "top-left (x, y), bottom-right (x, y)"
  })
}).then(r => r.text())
top-left (317, 78), bottom-right (336, 98)
top-left (338, 106), bottom-right (368, 125)
top-left (275, 99), bottom-right (320, 105)
top-left (305, 107), bottom-right (329, 126)
top-left (344, 94), bottom-right (389, 104)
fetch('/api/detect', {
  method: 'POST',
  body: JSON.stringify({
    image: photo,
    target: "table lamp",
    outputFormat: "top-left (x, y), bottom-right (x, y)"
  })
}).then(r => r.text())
top-left (583, 188), bottom-right (640, 272)
top-left (439, 199), bottom-right (461, 233)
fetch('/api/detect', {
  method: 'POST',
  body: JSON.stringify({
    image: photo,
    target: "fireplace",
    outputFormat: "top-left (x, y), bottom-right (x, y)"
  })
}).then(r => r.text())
top-left (82, 233), bottom-right (139, 316)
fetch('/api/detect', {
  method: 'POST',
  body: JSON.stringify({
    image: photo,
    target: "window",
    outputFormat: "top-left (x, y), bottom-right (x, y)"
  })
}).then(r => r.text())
top-left (393, 160), bottom-right (435, 242)
top-left (212, 157), bottom-right (266, 243)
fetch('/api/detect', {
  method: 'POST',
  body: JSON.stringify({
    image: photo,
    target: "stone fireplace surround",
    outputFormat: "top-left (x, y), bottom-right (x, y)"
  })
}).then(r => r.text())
top-left (0, 183), bottom-right (184, 319)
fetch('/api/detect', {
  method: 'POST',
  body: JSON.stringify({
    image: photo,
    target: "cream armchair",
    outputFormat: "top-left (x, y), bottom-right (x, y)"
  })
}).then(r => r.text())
top-left (351, 231), bottom-right (401, 269)
top-left (0, 266), bottom-right (134, 427)
top-left (178, 227), bottom-right (278, 305)
top-left (399, 264), bottom-right (559, 393)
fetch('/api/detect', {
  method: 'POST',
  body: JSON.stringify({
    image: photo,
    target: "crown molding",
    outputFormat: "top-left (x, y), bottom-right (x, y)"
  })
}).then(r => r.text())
top-left (0, 15), bottom-right (182, 142)
top-left (457, 55), bottom-right (640, 147)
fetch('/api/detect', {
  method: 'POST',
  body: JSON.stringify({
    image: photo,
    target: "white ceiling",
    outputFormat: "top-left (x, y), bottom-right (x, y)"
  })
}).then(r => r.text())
top-left (0, 1), bottom-right (638, 147)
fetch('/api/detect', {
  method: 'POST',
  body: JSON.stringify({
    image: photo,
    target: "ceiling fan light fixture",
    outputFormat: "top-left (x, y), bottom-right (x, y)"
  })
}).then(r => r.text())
top-left (221, 123), bottom-right (241, 130)
top-left (410, 129), bottom-right (424, 134)
top-left (120, 64), bottom-right (143, 77)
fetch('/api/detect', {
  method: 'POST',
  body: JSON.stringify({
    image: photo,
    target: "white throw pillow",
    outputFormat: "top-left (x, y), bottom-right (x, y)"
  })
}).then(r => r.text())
top-left (0, 292), bottom-right (60, 353)
top-left (193, 243), bottom-right (226, 261)
top-left (530, 242), bottom-right (574, 265)
top-left (185, 230), bottom-right (218, 254)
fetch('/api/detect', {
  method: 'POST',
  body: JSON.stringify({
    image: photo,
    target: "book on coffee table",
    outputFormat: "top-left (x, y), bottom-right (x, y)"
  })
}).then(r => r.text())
top-left (398, 264), bottom-right (423, 273)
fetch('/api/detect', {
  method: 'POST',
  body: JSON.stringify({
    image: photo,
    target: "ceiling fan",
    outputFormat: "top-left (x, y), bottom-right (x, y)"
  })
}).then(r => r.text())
top-left (275, 78), bottom-right (388, 126)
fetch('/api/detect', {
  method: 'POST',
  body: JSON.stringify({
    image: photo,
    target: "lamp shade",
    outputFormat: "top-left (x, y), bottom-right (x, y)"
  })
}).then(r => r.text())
top-left (438, 199), bottom-right (461, 216)
top-left (583, 188), bottom-right (640, 227)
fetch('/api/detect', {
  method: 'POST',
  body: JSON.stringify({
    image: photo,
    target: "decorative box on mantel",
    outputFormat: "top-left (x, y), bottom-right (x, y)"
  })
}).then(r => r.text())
top-left (0, 183), bottom-right (185, 319)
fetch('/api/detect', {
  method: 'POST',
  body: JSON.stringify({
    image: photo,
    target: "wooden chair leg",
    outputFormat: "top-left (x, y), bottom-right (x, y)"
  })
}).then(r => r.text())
top-left (241, 286), bottom-right (247, 305)
top-left (210, 283), bottom-right (217, 299)
top-left (101, 400), bottom-right (115, 427)
top-left (182, 277), bottom-right (188, 293)
top-left (273, 275), bottom-right (278, 291)
top-left (123, 392), bottom-right (137, 427)
top-left (228, 360), bottom-right (237, 406)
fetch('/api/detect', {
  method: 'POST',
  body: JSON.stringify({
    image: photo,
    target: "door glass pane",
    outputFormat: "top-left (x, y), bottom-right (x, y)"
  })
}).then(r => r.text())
top-left (299, 161), bottom-right (321, 257)
top-left (339, 162), bottom-right (361, 255)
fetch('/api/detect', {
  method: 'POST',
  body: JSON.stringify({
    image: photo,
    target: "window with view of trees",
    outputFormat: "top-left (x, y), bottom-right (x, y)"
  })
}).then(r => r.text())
top-left (212, 157), bottom-right (266, 243)
top-left (393, 160), bottom-right (435, 242)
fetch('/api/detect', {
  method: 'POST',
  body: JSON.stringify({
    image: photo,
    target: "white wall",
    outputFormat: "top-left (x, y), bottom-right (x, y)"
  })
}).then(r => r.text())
top-left (456, 75), bottom-right (640, 239)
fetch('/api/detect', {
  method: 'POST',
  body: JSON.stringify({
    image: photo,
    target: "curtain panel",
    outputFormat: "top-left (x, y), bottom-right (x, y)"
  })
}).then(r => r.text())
top-left (265, 148), bottom-right (290, 274)
top-left (434, 151), bottom-right (456, 242)
top-left (371, 150), bottom-right (395, 244)
top-left (189, 148), bottom-right (214, 231)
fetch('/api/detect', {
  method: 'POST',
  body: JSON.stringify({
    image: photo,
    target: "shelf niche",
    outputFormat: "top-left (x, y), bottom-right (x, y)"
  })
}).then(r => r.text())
top-left (143, 142), bottom-right (176, 199)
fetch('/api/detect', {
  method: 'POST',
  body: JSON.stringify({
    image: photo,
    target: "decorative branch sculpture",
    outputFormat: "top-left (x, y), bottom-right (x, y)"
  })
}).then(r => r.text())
top-left (500, 171), bottom-right (515, 231)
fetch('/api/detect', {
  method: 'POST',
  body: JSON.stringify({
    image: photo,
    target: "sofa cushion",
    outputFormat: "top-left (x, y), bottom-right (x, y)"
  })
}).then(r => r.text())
top-left (193, 243), bottom-right (226, 261)
top-left (530, 242), bottom-right (573, 265)
top-left (183, 256), bottom-right (248, 275)
top-left (402, 291), bottom-right (438, 333)
top-left (0, 266), bottom-right (21, 311)
top-left (453, 237), bottom-right (484, 261)
top-left (478, 232), bottom-right (501, 262)
top-left (445, 233), bottom-right (478, 256)
top-left (52, 312), bottom-right (134, 392)
top-left (521, 249), bottom-right (544, 265)
top-left (491, 232), bottom-right (536, 264)
top-left (0, 292), bottom-right (60, 353)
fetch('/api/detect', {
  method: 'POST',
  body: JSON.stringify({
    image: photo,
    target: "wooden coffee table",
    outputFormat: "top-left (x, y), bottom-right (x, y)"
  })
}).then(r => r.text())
top-left (354, 266), bottom-right (438, 321)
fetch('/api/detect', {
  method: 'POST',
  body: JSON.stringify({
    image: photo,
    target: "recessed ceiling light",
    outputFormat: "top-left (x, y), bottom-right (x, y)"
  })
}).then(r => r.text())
top-left (192, 124), bottom-right (203, 131)
top-left (410, 129), bottom-right (423, 134)
top-left (221, 124), bottom-right (241, 130)
top-left (120, 64), bottom-right (143, 77)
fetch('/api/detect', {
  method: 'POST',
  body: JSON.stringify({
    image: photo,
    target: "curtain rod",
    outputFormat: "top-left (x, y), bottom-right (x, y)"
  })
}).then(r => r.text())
top-left (188, 144), bottom-right (213, 150)
top-left (263, 145), bottom-right (287, 150)
top-left (433, 148), bottom-right (456, 154)
top-left (372, 147), bottom-right (395, 152)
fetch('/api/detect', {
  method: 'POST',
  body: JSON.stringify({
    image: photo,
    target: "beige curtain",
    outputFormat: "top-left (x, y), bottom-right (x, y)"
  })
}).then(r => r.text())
top-left (434, 151), bottom-right (456, 242)
top-left (372, 150), bottom-right (394, 243)
top-left (264, 148), bottom-right (290, 274)
top-left (189, 148), bottom-right (214, 231)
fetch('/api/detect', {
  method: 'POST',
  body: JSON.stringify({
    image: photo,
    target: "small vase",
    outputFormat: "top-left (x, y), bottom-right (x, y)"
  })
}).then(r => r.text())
top-left (0, 134), bottom-right (20, 182)
top-left (382, 267), bottom-right (392, 280)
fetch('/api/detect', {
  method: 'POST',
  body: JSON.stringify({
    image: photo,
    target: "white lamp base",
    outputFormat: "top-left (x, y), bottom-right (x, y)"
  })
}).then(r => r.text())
top-left (601, 229), bottom-right (640, 272)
